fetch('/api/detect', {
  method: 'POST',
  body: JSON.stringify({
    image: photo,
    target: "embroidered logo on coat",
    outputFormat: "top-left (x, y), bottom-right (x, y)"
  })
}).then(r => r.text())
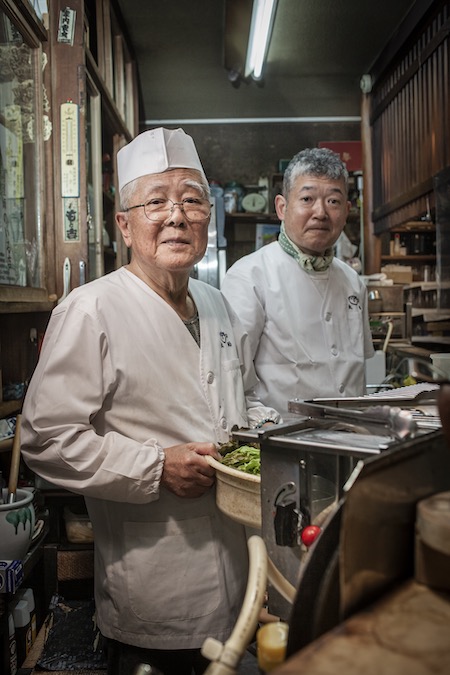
top-left (348, 295), bottom-right (361, 310)
top-left (220, 331), bottom-right (232, 347)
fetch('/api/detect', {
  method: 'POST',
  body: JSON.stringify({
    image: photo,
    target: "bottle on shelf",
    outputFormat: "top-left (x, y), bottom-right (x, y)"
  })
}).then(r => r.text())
top-left (16, 587), bottom-right (37, 644)
top-left (393, 233), bottom-right (401, 254)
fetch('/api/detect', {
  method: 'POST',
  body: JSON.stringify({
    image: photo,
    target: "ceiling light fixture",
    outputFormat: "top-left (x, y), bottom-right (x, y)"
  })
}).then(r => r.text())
top-left (245, 0), bottom-right (278, 80)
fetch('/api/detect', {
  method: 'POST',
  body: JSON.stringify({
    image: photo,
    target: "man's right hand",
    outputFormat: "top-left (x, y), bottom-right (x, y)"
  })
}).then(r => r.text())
top-left (160, 442), bottom-right (220, 498)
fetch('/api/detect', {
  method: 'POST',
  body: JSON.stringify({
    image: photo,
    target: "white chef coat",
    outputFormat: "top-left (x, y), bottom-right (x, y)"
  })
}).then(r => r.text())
top-left (221, 241), bottom-right (374, 415)
top-left (21, 267), bottom-right (279, 650)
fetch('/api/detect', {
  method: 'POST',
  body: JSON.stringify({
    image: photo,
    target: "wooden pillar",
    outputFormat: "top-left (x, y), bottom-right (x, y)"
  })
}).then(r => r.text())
top-left (48, 0), bottom-right (88, 298)
top-left (361, 92), bottom-right (381, 275)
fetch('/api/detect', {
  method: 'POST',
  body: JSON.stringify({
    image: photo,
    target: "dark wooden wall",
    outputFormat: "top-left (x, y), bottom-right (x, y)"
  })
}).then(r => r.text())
top-left (370, 0), bottom-right (450, 234)
top-left (156, 121), bottom-right (362, 188)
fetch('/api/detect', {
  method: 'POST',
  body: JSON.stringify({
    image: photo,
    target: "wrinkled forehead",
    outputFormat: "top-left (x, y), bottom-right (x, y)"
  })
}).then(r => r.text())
top-left (135, 168), bottom-right (208, 196)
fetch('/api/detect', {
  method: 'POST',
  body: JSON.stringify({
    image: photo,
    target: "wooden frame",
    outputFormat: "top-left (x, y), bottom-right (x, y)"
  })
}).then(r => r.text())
top-left (86, 73), bottom-right (104, 280)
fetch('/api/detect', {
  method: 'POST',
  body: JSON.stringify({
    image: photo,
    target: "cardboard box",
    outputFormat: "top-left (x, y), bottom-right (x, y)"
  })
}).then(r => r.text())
top-left (0, 560), bottom-right (24, 593)
top-left (381, 265), bottom-right (413, 284)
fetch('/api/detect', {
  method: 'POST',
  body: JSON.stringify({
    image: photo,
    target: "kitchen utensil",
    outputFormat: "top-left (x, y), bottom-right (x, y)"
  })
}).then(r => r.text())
top-left (289, 400), bottom-right (417, 440)
top-left (7, 414), bottom-right (21, 504)
top-left (57, 257), bottom-right (71, 304)
top-left (79, 259), bottom-right (86, 285)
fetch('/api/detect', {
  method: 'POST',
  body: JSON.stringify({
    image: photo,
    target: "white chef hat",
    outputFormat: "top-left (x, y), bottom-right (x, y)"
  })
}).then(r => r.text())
top-left (117, 127), bottom-right (206, 191)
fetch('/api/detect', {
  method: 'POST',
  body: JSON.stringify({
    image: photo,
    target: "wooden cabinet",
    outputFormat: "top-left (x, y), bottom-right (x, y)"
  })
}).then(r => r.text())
top-left (0, 3), bottom-right (139, 669)
top-left (47, 0), bottom-right (137, 288)
top-left (0, 0), bottom-right (53, 410)
top-left (380, 221), bottom-right (436, 282)
top-left (378, 222), bottom-right (448, 341)
top-left (224, 212), bottom-right (280, 269)
top-left (0, 0), bottom-right (138, 394)
top-left (0, 532), bottom-right (54, 675)
top-left (0, 3), bottom-right (47, 294)
top-left (361, 0), bottom-right (450, 345)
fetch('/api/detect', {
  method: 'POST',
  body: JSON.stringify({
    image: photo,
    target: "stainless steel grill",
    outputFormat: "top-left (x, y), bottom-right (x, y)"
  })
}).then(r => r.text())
top-left (232, 384), bottom-right (447, 643)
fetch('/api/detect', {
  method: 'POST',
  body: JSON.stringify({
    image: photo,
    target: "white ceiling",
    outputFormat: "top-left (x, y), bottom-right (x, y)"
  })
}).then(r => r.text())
top-left (114, 0), bottom-right (419, 126)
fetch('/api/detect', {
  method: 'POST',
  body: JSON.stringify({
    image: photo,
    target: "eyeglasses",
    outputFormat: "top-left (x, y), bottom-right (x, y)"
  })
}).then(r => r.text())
top-left (123, 198), bottom-right (212, 223)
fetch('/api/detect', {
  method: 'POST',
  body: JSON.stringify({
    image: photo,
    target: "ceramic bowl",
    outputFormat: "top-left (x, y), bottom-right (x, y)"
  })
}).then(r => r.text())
top-left (207, 455), bottom-right (262, 529)
top-left (0, 488), bottom-right (36, 560)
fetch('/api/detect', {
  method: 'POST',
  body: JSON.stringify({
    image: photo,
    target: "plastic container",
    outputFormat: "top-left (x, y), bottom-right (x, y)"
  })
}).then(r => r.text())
top-left (16, 588), bottom-right (36, 644)
top-left (64, 506), bottom-right (94, 543)
top-left (431, 353), bottom-right (450, 380)
top-left (12, 599), bottom-right (32, 666)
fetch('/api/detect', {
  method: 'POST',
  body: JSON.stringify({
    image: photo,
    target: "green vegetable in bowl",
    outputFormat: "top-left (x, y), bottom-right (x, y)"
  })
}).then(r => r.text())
top-left (221, 445), bottom-right (261, 475)
top-left (218, 439), bottom-right (239, 456)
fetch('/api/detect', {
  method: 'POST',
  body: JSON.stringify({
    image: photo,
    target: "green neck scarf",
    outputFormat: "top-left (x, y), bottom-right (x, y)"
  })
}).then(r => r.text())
top-left (278, 222), bottom-right (334, 272)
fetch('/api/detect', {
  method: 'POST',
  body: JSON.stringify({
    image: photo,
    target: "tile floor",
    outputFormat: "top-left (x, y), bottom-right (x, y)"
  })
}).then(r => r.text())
top-left (236, 646), bottom-right (260, 674)
top-left (26, 602), bottom-right (262, 675)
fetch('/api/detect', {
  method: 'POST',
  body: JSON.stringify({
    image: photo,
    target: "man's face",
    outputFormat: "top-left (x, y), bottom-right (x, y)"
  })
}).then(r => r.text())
top-left (275, 174), bottom-right (350, 256)
top-left (116, 168), bottom-right (209, 276)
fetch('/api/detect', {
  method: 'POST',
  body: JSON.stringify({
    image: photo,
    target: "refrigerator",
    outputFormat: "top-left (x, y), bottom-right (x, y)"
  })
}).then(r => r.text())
top-left (192, 196), bottom-right (227, 289)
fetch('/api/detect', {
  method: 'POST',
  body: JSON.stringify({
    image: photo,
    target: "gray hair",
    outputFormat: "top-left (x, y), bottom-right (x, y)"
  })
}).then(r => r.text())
top-left (119, 180), bottom-right (138, 211)
top-left (282, 147), bottom-right (349, 197)
top-left (119, 169), bottom-right (210, 211)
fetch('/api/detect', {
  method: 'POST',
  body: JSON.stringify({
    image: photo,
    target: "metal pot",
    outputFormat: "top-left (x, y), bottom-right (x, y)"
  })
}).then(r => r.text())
top-left (368, 289), bottom-right (383, 313)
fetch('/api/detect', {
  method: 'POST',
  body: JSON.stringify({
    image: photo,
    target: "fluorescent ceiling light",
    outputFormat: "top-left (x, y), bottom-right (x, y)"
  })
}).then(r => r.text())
top-left (245, 0), bottom-right (278, 80)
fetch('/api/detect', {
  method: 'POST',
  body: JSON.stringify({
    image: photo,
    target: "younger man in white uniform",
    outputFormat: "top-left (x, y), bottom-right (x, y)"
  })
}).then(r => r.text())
top-left (222, 147), bottom-right (374, 415)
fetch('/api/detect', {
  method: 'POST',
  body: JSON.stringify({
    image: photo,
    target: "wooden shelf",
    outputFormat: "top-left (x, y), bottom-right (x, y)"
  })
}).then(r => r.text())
top-left (381, 255), bottom-right (436, 262)
top-left (0, 438), bottom-right (13, 453)
top-left (0, 400), bottom-right (21, 418)
top-left (0, 287), bottom-right (55, 313)
top-left (406, 281), bottom-right (450, 290)
top-left (390, 221), bottom-right (435, 232)
top-left (225, 212), bottom-right (280, 223)
top-left (0, 300), bottom-right (55, 313)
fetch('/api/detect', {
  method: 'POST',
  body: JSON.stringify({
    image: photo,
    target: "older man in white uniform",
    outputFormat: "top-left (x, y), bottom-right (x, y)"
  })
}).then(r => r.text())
top-left (221, 147), bottom-right (374, 416)
top-left (21, 128), bottom-right (280, 675)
